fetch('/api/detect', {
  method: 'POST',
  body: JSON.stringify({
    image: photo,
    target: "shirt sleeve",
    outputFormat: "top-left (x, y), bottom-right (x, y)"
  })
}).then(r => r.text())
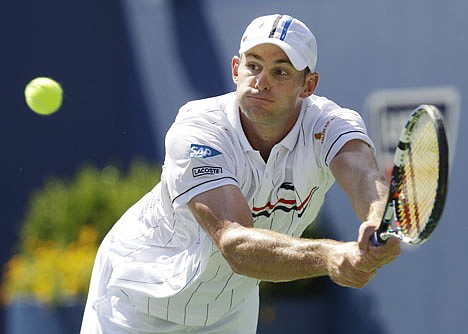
top-left (314, 107), bottom-right (375, 167)
top-left (162, 114), bottom-right (239, 210)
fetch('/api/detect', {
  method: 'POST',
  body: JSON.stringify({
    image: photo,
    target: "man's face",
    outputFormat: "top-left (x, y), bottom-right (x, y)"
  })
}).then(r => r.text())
top-left (232, 44), bottom-right (318, 129)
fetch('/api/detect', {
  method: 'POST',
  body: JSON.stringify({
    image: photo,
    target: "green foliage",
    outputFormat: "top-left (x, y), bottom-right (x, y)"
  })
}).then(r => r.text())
top-left (18, 160), bottom-right (161, 250)
top-left (3, 160), bottom-right (161, 305)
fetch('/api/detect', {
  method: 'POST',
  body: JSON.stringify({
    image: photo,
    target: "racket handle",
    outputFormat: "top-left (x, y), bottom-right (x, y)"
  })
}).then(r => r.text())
top-left (371, 231), bottom-right (386, 247)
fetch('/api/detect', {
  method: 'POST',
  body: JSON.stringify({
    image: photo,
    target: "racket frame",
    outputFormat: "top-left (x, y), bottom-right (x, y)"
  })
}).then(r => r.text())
top-left (372, 105), bottom-right (449, 246)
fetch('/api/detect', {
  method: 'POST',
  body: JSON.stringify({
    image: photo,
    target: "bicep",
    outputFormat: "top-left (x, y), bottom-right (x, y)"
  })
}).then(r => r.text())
top-left (330, 139), bottom-right (380, 186)
top-left (187, 184), bottom-right (253, 244)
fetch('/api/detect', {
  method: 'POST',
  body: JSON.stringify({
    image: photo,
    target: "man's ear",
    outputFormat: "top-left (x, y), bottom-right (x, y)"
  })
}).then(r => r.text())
top-left (300, 72), bottom-right (319, 98)
top-left (232, 56), bottom-right (240, 84)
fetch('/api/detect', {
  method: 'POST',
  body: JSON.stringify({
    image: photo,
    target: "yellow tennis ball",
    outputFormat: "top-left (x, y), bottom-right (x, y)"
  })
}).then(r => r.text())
top-left (24, 77), bottom-right (63, 115)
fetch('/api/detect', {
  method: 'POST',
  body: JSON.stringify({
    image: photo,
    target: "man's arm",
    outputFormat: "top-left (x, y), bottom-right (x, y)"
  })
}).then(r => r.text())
top-left (330, 139), bottom-right (400, 266)
top-left (188, 184), bottom-right (377, 288)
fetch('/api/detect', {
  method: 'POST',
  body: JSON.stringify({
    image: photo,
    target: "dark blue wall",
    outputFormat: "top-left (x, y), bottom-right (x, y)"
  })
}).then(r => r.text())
top-left (1, 1), bottom-right (155, 330)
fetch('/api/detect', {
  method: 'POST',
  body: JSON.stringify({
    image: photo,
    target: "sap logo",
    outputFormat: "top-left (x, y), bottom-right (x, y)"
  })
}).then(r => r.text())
top-left (190, 144), bottom-right (222, 158)
top-left (192, 166), bottom-right (222, 177)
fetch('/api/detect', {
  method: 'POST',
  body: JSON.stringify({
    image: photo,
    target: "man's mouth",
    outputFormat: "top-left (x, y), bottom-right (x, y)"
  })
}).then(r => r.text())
top-left (247, 95), bottom-right (274, 103)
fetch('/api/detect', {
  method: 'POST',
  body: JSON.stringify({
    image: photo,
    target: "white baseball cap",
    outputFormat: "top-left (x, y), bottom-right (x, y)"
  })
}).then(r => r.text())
top-left (239, 14), bottom-right (318, 72)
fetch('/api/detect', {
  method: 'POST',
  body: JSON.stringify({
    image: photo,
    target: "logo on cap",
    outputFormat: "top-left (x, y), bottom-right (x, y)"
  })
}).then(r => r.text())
top-left (268, 15), bottom-right (293, 41)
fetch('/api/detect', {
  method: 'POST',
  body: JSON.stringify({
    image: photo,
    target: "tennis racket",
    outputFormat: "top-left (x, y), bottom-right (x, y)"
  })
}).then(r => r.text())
top-left (371, 104), bottom-right (449, 246)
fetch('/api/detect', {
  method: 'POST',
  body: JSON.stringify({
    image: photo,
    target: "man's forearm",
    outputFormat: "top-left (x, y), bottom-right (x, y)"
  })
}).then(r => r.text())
top-left (218, 224), bottom-right (339, 282)
top-left (189, 184), bottom-right (380, 288)
top-left (352, 169), bottom-right (388, 224)
top-left (330, 140), bottom-right (389, 224)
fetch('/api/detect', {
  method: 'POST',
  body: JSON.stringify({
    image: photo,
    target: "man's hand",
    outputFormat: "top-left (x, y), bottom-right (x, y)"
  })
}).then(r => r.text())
top-left (326, 241), bottom-right (377, 288)
top-left (357, 221), bottom-right (401, 270)
top-left (326, 221), bottom-right (401, 289)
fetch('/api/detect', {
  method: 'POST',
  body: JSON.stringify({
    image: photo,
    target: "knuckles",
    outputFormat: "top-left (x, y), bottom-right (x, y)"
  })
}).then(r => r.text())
top-left (330, 239), bottom-right (401, 289)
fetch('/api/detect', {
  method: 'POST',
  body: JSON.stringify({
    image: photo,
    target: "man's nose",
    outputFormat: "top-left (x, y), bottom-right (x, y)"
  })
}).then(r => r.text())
top-left (254, 72), bottom-right (270, 91)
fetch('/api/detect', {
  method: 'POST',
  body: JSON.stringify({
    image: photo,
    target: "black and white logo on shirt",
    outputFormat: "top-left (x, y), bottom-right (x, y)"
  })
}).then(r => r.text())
top-left (192, 166), bottom-right (223, 177)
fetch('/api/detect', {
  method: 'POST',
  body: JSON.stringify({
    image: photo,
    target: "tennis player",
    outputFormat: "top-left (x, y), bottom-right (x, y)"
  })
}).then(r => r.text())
top-left (81, 14), bottom-right (400, 333)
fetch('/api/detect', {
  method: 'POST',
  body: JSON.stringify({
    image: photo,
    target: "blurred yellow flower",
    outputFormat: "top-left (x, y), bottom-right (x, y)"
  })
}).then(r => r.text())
top-left (2, 226), bottom-right (98, 305)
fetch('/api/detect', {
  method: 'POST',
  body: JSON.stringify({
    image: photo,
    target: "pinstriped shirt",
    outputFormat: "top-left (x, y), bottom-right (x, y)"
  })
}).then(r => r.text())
top-left (105, 92), bottom-right (374, 326)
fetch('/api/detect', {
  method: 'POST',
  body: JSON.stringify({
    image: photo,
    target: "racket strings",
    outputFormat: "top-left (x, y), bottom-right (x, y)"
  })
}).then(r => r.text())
top-left (397, 114), bottom-right (439, 240)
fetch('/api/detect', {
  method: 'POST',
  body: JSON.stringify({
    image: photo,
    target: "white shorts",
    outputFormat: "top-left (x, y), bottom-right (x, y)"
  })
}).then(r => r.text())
top-left (81, 235), bottom-right (259, 334)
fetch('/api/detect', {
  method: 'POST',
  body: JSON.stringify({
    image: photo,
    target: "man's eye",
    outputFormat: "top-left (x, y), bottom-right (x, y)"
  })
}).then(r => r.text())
top-left (246, 63), bottom-right (260, 72)
top-left (275, 69), bottom-right (288, 76)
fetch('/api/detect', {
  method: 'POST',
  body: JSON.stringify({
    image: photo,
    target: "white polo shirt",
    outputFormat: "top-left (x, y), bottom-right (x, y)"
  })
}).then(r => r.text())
top-left (101, 92), bottom-right (374, 327)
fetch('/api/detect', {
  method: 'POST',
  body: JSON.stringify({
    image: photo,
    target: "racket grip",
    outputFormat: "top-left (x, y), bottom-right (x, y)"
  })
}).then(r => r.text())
top-left (371, 231), bottom-right (386, 247)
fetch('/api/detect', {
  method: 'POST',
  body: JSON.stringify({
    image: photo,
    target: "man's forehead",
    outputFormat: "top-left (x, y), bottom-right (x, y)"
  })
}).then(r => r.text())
top-left (243, 44), bottom-right (294, 66)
